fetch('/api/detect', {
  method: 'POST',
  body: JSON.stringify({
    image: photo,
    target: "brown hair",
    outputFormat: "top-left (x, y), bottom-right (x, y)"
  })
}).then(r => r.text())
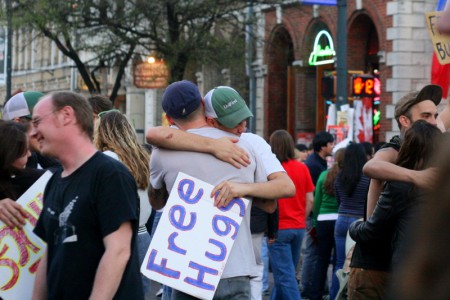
top-left (0, 121), bottom-right (29, 199)
top-left (324, 148), bottom-right (345, 195)
top-left (94, 111), bottom-right (150, 190)
top-left (50, 91), bottom-right (94, 140)
top-left (269, 129), bottom-right (295, 163)
top-left (396, 120), bottom-right (441, 170)
top-left (88, 94), bottom-right (113, 115)
top-left (388, 133), bottom-right (450, 299)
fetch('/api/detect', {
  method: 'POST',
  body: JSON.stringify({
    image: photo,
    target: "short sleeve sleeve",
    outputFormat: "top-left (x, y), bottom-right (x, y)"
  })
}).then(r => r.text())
top-left (95, 166), bottom-right (139, 238)
top-left (242, 133), bottom-right (284, 176)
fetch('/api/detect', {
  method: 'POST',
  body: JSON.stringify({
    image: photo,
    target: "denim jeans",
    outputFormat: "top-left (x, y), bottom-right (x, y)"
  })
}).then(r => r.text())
top-left (151, 211), bottom-right (162, 237)
top-left (171, 276), bottom-right (251, 300)
top-left (301, 216), bottom-right (318, 298)
top-left (330, 215), bottom-right (359, 300)
top-left (310, 220), bottom-right (336, 300)
top-left (268, 228), bottom-right (305, 300)
top-left (261, 237), bottom-right (270, 293)
top-left (137, 231), bottom-right (152, 294)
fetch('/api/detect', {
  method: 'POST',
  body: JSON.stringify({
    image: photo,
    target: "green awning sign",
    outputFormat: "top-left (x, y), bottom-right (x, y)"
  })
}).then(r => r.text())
top-left (308, 30), bottom-right (336, 66)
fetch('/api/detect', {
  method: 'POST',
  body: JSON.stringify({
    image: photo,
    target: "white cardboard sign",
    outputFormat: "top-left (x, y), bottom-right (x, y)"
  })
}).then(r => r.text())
top-left (0, 171), bottom-right (52, 300)
top-left (141, 172), bottom-right (250, 300)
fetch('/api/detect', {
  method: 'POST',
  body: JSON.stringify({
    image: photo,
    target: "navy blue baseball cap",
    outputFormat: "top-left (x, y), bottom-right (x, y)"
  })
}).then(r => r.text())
top-left (162, 80), bottom-right (202, 119)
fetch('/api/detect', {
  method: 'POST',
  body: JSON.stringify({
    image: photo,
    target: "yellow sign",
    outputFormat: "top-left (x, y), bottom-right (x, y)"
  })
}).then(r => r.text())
top-left (426, 11), bottom-right (450, 65)
top-left (134, 61), bottom-right (170, 89)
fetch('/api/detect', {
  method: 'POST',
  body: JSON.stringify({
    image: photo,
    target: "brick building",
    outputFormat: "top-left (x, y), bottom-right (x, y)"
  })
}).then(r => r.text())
top-left (253, 0), bottom-right (441, 143)
top-left (1, 1), bottom-right (442, 143)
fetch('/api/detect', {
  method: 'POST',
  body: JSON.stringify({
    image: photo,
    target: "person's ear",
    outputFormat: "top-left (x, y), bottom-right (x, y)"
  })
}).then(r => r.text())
top-left (59, 105), bottom-right (76, 126)
top-left (206, 117), bottom-right (215, 126)
top-left (166, 115), bottom-right (175, 125)
top-left (398, 115), bottom-right (411, 128)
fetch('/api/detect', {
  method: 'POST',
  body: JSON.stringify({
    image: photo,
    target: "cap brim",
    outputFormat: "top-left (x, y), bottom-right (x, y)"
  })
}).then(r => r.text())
top-left (217, 107), bottom-right (253, 129)
top-left (417, 84), bottom-right (442, 106)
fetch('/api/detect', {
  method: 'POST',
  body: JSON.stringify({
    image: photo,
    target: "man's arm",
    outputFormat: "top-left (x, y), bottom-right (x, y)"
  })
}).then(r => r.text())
top-left (364, 146), bottom-right (439, 218)
top-left (89, 222), bottom-right (133, 300)
top-left (363, 147), bottom-right (400, 180)
top-left (211, 171), bottom-right (295, 210)
top-left (148, 185), bottom-right (169, 210)
top-left (146, 126), bottom-right (249, 168)
top-left (363, 147), bottom-right (435, 185)
top-left (32, 248), bottom-right (48, 300)
top-left (0, 198), bottom-right (28, 228)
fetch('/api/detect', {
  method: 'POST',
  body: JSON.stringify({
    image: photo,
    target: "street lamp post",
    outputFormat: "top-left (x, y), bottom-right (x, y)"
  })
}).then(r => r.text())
top-left (246, 0), bottom-right (256, 133)
top-left (5, 0), bottom-right (12, 101)
top-left (336, 0), bottom-right (347, 110)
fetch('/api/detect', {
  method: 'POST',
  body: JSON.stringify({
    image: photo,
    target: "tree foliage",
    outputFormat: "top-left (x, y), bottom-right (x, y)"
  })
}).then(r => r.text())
top-left (1, 0), bottom-right (281, 102)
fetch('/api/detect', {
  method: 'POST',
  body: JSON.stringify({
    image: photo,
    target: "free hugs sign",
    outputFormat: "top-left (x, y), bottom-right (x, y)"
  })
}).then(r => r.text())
top-left (141, 172), bottom-right (250, 300)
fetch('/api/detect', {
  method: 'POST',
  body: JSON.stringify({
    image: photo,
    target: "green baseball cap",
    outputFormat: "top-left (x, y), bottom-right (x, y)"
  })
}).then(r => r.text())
top-left (204, 86), bottom-right (253, 129)
top-left (2, 91), bottom-right (44, 120)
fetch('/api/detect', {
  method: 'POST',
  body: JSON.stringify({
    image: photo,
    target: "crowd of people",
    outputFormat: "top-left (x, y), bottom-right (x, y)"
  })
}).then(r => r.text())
top-left (1, 80), bottom-right (450, 300)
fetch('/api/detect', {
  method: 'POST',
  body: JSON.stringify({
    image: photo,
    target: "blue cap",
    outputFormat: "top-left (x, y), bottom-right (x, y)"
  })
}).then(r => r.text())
top-left (162, 80), bottom-right (202, 119)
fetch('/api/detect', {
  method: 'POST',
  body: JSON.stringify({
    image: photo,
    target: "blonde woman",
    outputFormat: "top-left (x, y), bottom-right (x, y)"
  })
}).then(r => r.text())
top-left (94, 110), bottom-right (151, 293)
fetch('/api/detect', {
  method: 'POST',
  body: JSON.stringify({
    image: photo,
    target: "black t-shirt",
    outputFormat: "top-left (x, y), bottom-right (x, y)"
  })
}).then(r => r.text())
top-left (381, 135), bottom-right (401, 152)
top-left (26, 151), bottom-right (61, 172)
top-left (34, 152), bottom-right (143, 300)
top-left (0, 168), bottom-right (45, 200)
top-left (250, 206), bottom-right (268, 234)
top-left (305, 152), bottom-right (327, 185)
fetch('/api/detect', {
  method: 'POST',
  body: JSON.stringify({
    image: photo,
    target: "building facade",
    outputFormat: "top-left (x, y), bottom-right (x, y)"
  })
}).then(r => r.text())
top-left (1, 1), bottom-right (443, 144)
top-left (255, 0), bottom-right (442, 143)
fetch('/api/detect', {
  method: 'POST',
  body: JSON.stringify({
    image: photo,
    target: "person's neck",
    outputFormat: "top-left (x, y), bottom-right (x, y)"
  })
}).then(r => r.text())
top-left (59, 141), bottom-right (97, 177)
top-left (317, 151), bottom-right (327, 160)
top-left (176, 119), bottom-right (211, 131)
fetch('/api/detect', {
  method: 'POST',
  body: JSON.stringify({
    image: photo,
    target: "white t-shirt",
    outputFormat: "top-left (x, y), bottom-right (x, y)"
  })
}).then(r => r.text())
top-left (241, 133), bottom-right (284, 176)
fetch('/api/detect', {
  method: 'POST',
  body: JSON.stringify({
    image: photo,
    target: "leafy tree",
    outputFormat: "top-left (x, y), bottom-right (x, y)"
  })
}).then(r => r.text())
top-left (1, 0), bottom-right (280, 102)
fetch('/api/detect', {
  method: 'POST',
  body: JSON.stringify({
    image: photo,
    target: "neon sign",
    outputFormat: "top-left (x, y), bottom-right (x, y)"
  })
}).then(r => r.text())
top-left (308, 30), bottom-right (336, 66)
top-left (352, 75), bottom-right (381, 98)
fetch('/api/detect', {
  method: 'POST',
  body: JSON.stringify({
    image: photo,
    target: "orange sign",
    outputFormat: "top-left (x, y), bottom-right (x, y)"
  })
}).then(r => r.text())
top-left (134, 61), bottom-right (170, 89)
top-left (352, 75), bottom-right (380, 97)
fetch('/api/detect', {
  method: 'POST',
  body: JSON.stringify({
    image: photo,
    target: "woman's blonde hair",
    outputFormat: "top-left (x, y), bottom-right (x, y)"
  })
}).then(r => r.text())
top-left (94, 111), bottom-right (150, 190)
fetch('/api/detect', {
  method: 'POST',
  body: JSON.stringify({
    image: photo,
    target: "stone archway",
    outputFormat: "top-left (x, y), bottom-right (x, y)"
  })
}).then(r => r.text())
top-left (266, 26), bottom-right (294, 138)
top-left (348, 14), bottom-right (379, 74)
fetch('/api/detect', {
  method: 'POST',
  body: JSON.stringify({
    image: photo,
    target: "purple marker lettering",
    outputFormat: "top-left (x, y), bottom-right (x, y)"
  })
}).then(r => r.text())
top-left (218, 198), bottom-right (246, 217)
top-left (184, 261), bottom-right (218, 291)
top-left (212, 215), bottom-right (240, 240)
top-left (168, 232), bottom-right (187, 254)
top-left (146, 249), bottom-right (180, 279)
top-left (169, 205), bottom-right (196, 230)
top-left (205, 239), bottom-right (227, 261)
top-left (178, 179), bottom-right (203, 204)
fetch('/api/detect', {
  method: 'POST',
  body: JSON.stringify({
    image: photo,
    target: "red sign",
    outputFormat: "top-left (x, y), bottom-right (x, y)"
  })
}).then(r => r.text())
top-left (133, 61), bottom-right (170, 89)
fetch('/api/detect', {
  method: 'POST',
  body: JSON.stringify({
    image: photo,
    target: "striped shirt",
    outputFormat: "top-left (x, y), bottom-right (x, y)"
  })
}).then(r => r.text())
top-left (334, 174), bottom-right (370, 217)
